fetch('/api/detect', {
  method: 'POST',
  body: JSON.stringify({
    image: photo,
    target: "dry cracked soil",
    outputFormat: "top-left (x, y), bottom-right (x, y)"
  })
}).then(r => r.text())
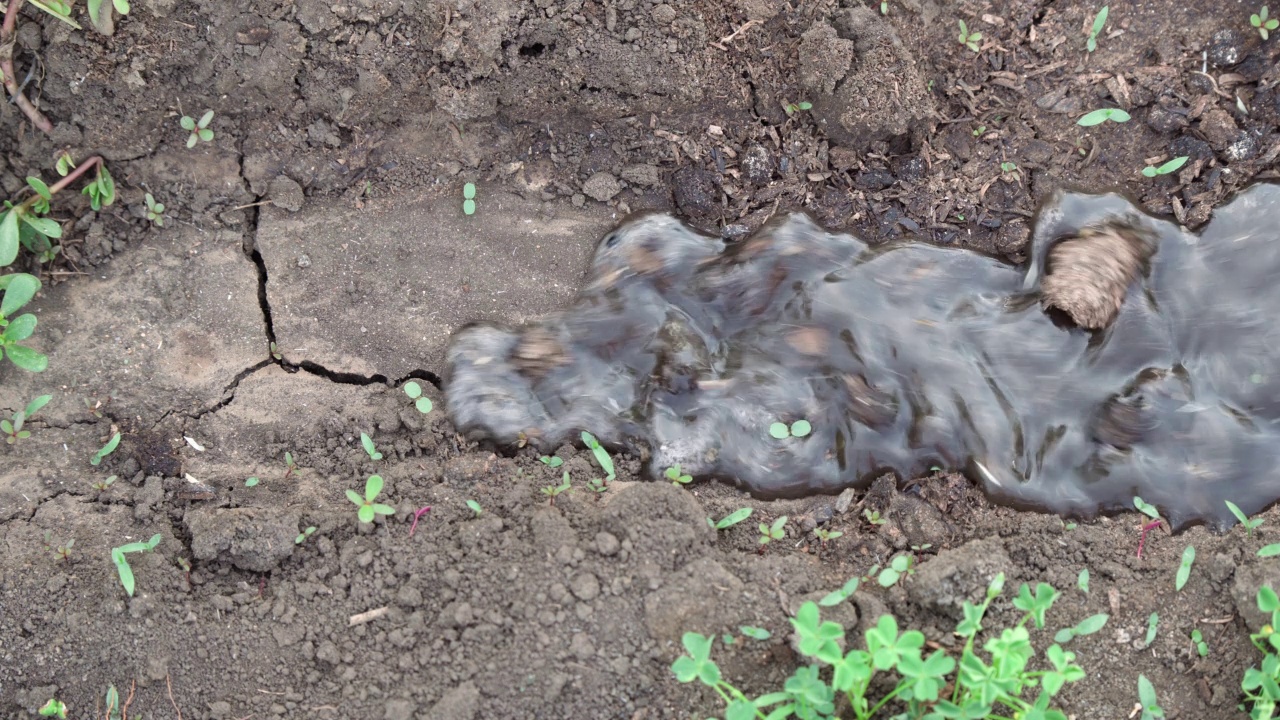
top-left (2, 0), bottom-right (1280, 718)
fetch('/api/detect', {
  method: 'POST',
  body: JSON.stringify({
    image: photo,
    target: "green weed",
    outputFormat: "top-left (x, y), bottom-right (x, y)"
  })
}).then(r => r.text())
top-left (43, 530), bottom-right (74, 562)
top-left (1228, 500), bottom-right (1264, 535)
top-left (877, 554), bottom-right (916, 587)
top-left (711, 507), bottom-right (753, 530)
top-left (90, 432), bottom-right (121, 466)
top-left (1252, 5), bottom-right (1279, 39)
top-left (37, 698), bottom-right (67, 718)
top-left (466, 499), bottom-right (483, 516)
top-left (90, 474), bottom-right (117, 491)
top-left (144, 193), bottom-right (165, 227)
top-left (111, 533), bottom-right (161, 597)
top-left (360, 431), bottom-right (383, 461)
top-left (181, 110), bottom-right (215, 148)
top-left (758, 516), bottom-right (787, 549)
top-left (345, 474), bottom-right (395, 524)
top-left (1077, 107), bottom-right (1130, 126)
top-left (86, 0), bottom-right (130, 34)
top-left (1176, 545), bottom-right (1195, 591)
top-left (581, 430), bottom-right (616, 484)
top-left (1244, 586), bottom-right (1280, 717)
top-left (463, 182), bottom-right (477, 216)
top-left (295, 526), bottom-right (317, 544)
top-left (541, 471), bottom-right (572, 505)
top-left (0, 274), bottom-right (49, 371)
top-left (1190, 628), bottom-right (1208, 657)
top-left (783, 101), bottom-right (813, 116)
top-left (1052, 613), bottom-right (1109, 644)
top-left (813, 527), bottom-right (843, 548)
top-left (403, 381), bottom-right (433, 413)
top-left (863, 508), bottom-right (886, 525)
top-left (957, 19), bottom-right (983, 52)
top-left (665, 464), bottom-right (693, 486)
top-left (1141, 156), bottom-right (1188, 178)
top-left (284, 451), bottom-right (299, 479)
top-left (1144, 612), bottom-right (1159, 648)
top-left (1260, 544), bottom-right (1280, 557)
top-left (1137, 675), bottom-right (1165, 719)
top-left (1086, 6), bottom-right (1108, 51)
top-left (244, 476), bottom-right (259, 487)
top-left (769, 419), bottom-right (812, 439)
top-left (3, 393), bottom-right (50, 443)
top-left (1077, 568), bottom-right (1089, 594)
top-left (539, 455), bottom-right (564, 468)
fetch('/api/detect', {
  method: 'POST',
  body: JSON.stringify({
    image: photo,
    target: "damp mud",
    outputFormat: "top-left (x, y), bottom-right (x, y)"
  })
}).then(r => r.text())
top-left (446, 183), bottom-right (1280, 531)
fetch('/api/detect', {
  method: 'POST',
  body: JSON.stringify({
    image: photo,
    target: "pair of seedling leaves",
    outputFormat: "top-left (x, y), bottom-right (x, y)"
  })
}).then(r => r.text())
top-left (0, 274), bottom-right (49, 372)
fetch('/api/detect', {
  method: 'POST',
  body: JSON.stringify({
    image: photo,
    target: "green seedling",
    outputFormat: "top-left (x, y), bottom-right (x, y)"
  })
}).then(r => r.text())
top-left (877, 554), bottom-right (916, 587)
top-left (111, 533), bottom-right (161, 597)
top-left (43, 530), bottom-right (74, 562)
top-left (466, 499), bottom-right (483, 516)
top-left (82, 164), bottom-right (116, 211)
top-left (1078, 568), bottom-right (1090, 593)
top-left (1190, 628), bottom-right (1208, 657)
top-left (244, 476), bottom-right (259, 487)
top-left (90, 475), bottom-right (117, 491)
top-left (295, 526), bottom-right (317, 544)
top-left (665, 464), bottom-right (692, 485)
top-left (1144, 612), bottom-right (1159, 648)
top-left (586, 477), bottom-right (608, 493)
top-left (1176, 545), bottom-right (1195, 591)
top-left (90, 431), bottom-right (121, 466)
top-left (1137, 674), bottom-right (1165, 719)
top-left (1259, 543), bottom-right (1280, 557)
top-left (284, 451), bottom-right (299, 479)
top-left (403, 381), bottom-right (433, 413)
top-left (345, 474), bottom-right (395, 525)
top-left (3, 393), bottom-right (50, 443)
top-left (820, 577), bottom-right (861, 607)
top-left (1134, 495), bottom-right (1164, 558)
top-left (1141, 156), bottom-right (1188, 178)
top-left (38, 698), bottom-right (67, 718)
top-left (1053, 613), bottom-right (1109, 643)
top-left (957, 19), bottom-right (983, 52)
top-left (1227, 500), bottom-right (1264, 535)
top-left (783, 100), bottom-right (813, 116)
top-left (2, 177), bottom-right (61, 263)
top-left (758, 515), bottom-right (787, 549)
top-left (270, 341), bottom-right (282, 360)
top-left (710, 507), bottom-right (753, 530)
top-left (672, 571), bottom-right (1086, 720)
top-left (880, 1), bottom-right (887, 14)
top-left (1077, 107), bottom-right (1131, 126)
top-left (1243, 587), bottom-right (1280, 717)
top-left (769, 419), bottom-right (812, 439)
top-left (580, 431), bottom-right (616, 483)
top-left (86, 0), bottom-right (130, 34)
top-left (1000, 161), bottom-right (1021, 181)
top-left (104, 685), bottom-right (119, 720)
top-left (144, 193), bottom-right (165, 227)
top-left (463, 182), bottom-right (477, 216)
top-left (972, 124), bottom-right (986, 136)
top-left (181, 111), bottom-right (215, 148)
top-left (1086, 6), bottom-right (1108, 52)
top-left (0, 274), bottom-right (49, 372)
top-left (1253, 5), bottom-right (1279, 39)
top-left (56, 152), bottom-right (74, 177)
top-left (360, 432), bottom-right (383, 461)
top-left (539, 455), bottom-right (563, 468)
top-left (741, 625), bottom-right (771, 640)
top-left (541, 471), bottom-right (572, 505)
top-left (863, 508), bottom-right (886, 525)
top-left (813, 527), bottom-right (843, 548)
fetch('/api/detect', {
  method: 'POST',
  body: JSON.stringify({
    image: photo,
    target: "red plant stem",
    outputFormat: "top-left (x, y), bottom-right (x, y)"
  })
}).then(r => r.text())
top-left (408, 505), bottom-right (431, 537)
top-left (1136, 520), bottom-right (1163, 559)
top-left (1, 0), bottom-right (54, 134)
top-left (11, 154), bottom-right (103, 212)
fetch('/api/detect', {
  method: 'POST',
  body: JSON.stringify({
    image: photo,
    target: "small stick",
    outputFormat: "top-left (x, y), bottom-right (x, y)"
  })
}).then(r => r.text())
top-left (120, 679), bottom-right (137, 720)
top-left (166, 673), bottom-right (184, 720)
top-left (0, 0), bottom-right (53, 133)
top-left (348, 606), bottom-right (389, 626)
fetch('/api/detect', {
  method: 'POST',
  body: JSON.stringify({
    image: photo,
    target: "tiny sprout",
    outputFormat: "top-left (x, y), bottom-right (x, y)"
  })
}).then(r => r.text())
top-left (581, 430), bottom-right (616, 483)
top-left (181, 110), bottom-right (215, 148)
top-left (783, 100), bottom-right (814, 116)
top-left (4, 394), bottom-right (50, 444)
top-left (741, 625), bottom-right (771, 640)
top-left (769, 419), bottom-right (812, 439)
top-left (1137, 674), bottom-right (1166, 719)
top-left (711, 507), bottom-right (753, 530)
top-left (1252, 5), bottom-right (1278, 40)
top-left (1176, 545), bottom-right (1195, 591)
top-left (55, 152), bottom-right (75, 177)
top-left (1190, 628), bottom-right (1208, 657)
top-left (1226, 500), bottom-right (1264, 535)
top-left (539, 455), bottom-right (564, 468)
top-left (409, 506), bottom-right (431, 537)
top-left (111, 533), bottom-right (162, 597)
top-left (403, 381), bottom-right (433, 413)
top-left (90, 432), bottom-right (121, 466)
top-left (541, 471), bottom-right (572, 505)
top-left (44, 530), bottom-right (74, 562)
top-left (863, 508), bottom-right (886, 525)
top-left (758, 515), bottom-right (787, 547)
top-left (813, 527), bottom-right (843, 548)
top-left (1077, 107), bottom-right (1131, 126)
top-left (972, 124), bottom-right (987, 136)
top-left (345, 475), bottom-right (395, 525)
top-left (877, 553), bottom-right (915, 587)
top-left (665, 464), bottom-right (692, 485)
top-left (244, 476), bottom-right (259, 487)
top-left (295, 526), bottom-right (317, 544)
top-left (1144, 612), bottom-right (1159, 647)
top-left (284, 451), bottom-right (299, 478)
top-left (144, 193), bottom-right (165, 227)
top-left (1141, 156), bottom-right (1188, 178)
top-left (586, 476), bottom-right (608, 494)
top-left (1133, 495), bottom-right (1161, 520)
top-left (270, 341), bottom-right (282, 360)
top-left (880, 1), bottom-right (887, 14)
top-left (466, 499), bottom-right (483, 516)
top-left (1086, 6), bottom-right (1108, 52)
top-left (957, 19), bottom-right (982, 52)
top-left (463, 182), bottom-right (477, 216)
top-left (90, 475), bottom-right (117, 491)
top-left (360, 432), bottom-right (383, 461)
top-left (38, 699), bottom-right (67, 718)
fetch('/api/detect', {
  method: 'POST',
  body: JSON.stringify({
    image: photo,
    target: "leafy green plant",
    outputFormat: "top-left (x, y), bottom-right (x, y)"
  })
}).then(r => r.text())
top-left (972, 125), bottom-right (987, 137)
top-left (181, 111), bottom-right (215, 148)
top-left (1228, 500), bottom-right (1265, 535)
top-left (783, 100), bottom-right (813, 116)
top-left (295, 526), bottom-right (317, 545)
top-left (38, 698), bottom-right (67, 718)
top-left (1260, 544), bottom-right (1280, 557)
top-left (665, 464), bottom-right (693, 485)
top-left (1176, 545), bottom-right (1195, 591)
top-left (759, 515), bottom-right (787, 549)
top-left (769, 419), bottom-right (812, 439)
top-left (957, 19), bottom-right (983, 52)
top-left (0, 274), bottom-right (49, 371)
top-left (1077, 107), bottom-right (1131, 126)
top-left (111, 533), bottom-right (161, 597)
top-left (463, 182), bottom-right (477, 216)
top-left (820, 577), bottom-right (861, 607)
top-left (877, 554), bottom-right (916, 587)
top-left (3, 393), bottom-right (50, 443)
top-left (1253, 5), bottom-right (1279, 39)
top-left (284, 451), bottom-right (299, 479)
top-left (90, 474), bottom-right (117, 491)
top-left (813, 527), bottom-right (843, 549)
top-left (345, 474), bottom-right (395, 524)
top-left (1053, 613), bottom-right (1109, 643)
top-left (1244, 586), bottom-right (1280, 717)
top-left (144, 193), bottom-right (165, 227)
top-left (672, 572), bottom-right (1087, 720)
top-left (863, 508), bottom-right (886, 525)
top-left (742, 625), bottom-right (771, 640)
top-left (43, 530), bottom-right (74, 562)
top-left (466, 499), bottom-right (483, 516)
top-left (1141, 156), bottom-right (1188, 178)
top-left (90, 432), bottom-right (121, 466)
top-left (1190, 628), bottom-right (1208, 657)
top-left (360, 432), bottom-right (383, 461)
top-left (1133, 495), bottom-right (1164, 558)
top-left (87, 0), bottom-right (131, 35)
top-left (1000, 161), bottom-right (1021, 182)
top-left (711, 507), bottom-right (753, 530)
top-left (541, 471), bottom-right (572, 505)
top-left (581, 430), bottom-right (616, 483)
top-left (880, 1), bottom-right (887, 14)
top-left (403, 381), bottom-right (433, 413)
top-left (1144, 612), bottom-right (1159, 648)
top-left (244, 476), bottom-right (259, 487)
top-left (539, 455), bottom-right (564, 468)
top-left (1086, 6), bottom-right (1108, 51)
top-left (1137, 675), bottom-right (1165, 719)
top-left (1077, 568), bottom-right (1089, 594)
top-left (270, 341), bottom-right (283, 361)
top-left (586, 476), bottom-right (608, 493)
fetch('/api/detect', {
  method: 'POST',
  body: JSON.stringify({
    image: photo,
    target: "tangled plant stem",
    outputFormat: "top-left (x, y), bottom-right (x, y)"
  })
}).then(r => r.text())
top-left (1136, 520), bottom-right (1163, 559)
top-left (1, 0), bottom-right (55, 134)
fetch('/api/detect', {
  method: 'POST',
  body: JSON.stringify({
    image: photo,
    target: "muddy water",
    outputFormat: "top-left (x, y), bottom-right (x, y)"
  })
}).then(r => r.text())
top-left (444, 184), bottom-right (1280, 530)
